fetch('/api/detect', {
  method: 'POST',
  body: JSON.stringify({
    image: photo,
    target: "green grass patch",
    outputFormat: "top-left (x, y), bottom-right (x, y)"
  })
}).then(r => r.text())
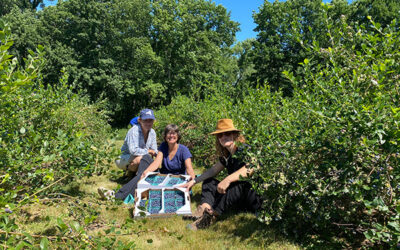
top-left (11, 140), bottom-right (299, 249)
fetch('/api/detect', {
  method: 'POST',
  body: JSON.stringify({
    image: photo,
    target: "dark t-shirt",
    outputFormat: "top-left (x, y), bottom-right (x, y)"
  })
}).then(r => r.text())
top-left (158, 142), bottom-right (192, 175)
top-left (219, 145), bottom-right (248, 175)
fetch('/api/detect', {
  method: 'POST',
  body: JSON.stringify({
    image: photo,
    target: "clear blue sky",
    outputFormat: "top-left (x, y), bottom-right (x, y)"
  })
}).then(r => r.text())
top-left (212, 0), bottom-right (264, 42)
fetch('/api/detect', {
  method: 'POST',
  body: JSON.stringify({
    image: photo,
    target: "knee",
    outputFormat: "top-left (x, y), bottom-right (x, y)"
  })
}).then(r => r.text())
top-left (141, 154), bottom-right (153, 163)
top-left (133, 156), bottom-right (142, 165)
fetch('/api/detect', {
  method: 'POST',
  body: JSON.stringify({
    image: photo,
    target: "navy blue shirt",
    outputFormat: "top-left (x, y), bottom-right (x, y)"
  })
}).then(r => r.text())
top-left (158, 142), bottom-right (192, 175)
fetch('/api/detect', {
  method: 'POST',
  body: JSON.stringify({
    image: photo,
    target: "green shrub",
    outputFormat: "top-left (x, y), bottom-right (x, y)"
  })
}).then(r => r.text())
top-left (0, 21), bottom-right (116, 205)
top-left (154, 11), bottom-right (399, 247)
top-left (246, 15), bottom-right (400, 247)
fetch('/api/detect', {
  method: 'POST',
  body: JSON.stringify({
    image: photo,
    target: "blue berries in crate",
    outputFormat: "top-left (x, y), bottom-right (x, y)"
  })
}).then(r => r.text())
top-left (166, 177), bottom-right (185, 186)
top-left (145, 175), bottom-right (166, 185)
top-left (149, 190), bottom-right (162, 199)
top-left (164, 190), bottom-right (175, 199)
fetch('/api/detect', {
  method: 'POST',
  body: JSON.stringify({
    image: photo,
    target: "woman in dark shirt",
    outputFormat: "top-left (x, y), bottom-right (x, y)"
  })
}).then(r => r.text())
top-left (181, 119), bottom-right (262, 230)
top-left (140, 124), bottom-right (195, 179)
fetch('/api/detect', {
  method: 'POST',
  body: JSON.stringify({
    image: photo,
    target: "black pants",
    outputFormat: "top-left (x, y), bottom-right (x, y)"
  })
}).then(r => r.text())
top-left (200, 178), bottom-right (262, 215)
top-left (115, 154), bottom-right (153, 200)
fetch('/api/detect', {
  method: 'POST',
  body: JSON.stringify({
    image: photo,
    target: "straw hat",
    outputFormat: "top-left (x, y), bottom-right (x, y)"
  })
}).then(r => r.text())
top-left (210, 119), bottom-right (241, 135)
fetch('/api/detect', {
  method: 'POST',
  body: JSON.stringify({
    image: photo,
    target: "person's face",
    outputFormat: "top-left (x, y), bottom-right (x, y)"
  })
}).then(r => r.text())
top-left (165, 130), bottom-right (178, 144)
top-left (217, 131), bottom-right (236, 149)
top-left (140, 119), bottom-right (154, 131)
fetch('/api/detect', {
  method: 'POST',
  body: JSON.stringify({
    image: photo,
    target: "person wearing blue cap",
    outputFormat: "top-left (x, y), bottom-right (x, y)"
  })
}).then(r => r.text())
top-left (115, 108), bottom-right (158, 173)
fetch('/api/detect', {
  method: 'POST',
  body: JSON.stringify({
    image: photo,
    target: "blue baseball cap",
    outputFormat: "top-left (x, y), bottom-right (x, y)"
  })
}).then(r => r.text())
top-left (139, 109), bottom-right (155, 120)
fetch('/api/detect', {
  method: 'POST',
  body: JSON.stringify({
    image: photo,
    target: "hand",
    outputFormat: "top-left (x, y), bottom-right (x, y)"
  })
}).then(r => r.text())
top-left (179, 180), bottom-right (195, 192)
top-left (217, 178), bottom-right (231, 194)
top-left (148, 149), bottom-right (156, 157)
top-left (140, 171), bottom-right (148, 180)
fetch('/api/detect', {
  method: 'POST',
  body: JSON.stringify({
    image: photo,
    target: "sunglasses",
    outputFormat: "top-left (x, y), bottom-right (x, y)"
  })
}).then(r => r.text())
top-left (217, 131), bottom-right (235, 138)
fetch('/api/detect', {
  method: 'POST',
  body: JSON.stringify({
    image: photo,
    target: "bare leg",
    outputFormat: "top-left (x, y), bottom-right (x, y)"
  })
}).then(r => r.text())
top-left (127, 156), bottom-right (142, 172)
top-left (199, 203), bottom-right (212, 211)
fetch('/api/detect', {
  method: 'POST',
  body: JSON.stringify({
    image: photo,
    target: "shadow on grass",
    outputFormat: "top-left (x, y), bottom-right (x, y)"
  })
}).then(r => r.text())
top-left (214, 213), bottom-right (296, 248)
top-left (190, 192), bottom-right (202, 204)
top-left (215, 213), bottom-right (347, 249)
top-left (62, 181), bottom-right (86, 196)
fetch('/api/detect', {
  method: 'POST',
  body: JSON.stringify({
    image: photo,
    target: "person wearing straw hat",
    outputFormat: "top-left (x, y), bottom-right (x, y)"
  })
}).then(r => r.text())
top-left (180, 119), bottom-right (262, 230)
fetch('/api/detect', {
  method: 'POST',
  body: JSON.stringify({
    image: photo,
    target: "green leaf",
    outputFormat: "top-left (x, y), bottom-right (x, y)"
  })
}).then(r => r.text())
top-left (57, 218), bottom-right (68, 231)
top-left (40, 237), bottom-right (49, 250)
top-left (70, 221), bottom-right (81, 232)
top-left (388, 222), bottom-right (400, 231)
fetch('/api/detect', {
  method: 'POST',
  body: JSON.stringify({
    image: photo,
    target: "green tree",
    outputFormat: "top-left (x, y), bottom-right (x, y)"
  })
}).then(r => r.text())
top-left (250, 0), bottom-right (399, 95)
top-left (4, 0), bottom-right (240, 125)
top-left (349, 0), bottom-right (400, 28)
top-left (251, 0), bottom-right (349, 94)
top-left (0, 0), bottom-right (55, 16)
top-left (149, 0), bottom-right (239, 101)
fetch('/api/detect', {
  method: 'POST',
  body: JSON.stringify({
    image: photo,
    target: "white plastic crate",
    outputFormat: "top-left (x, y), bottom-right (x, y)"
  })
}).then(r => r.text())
top-left (134, 172), bottom-right (192, 217)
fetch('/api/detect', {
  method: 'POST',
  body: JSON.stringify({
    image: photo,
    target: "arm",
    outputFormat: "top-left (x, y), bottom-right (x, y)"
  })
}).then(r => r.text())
top-left (217, 165), bottom-right (253, 194)
top-left (140, 151), bottom-right (164, 179)
top-left (180, 161), bottom-right (225, 191)
top-left (149, 129), bottom-right (158, 154)
top-left (126, 126), bottom-right (149, 156)
top-left (184, 158), bottom-right (195, 180)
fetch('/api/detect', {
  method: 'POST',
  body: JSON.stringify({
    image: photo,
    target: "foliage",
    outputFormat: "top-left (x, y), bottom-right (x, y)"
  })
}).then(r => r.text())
top-left (155, 9), bottom-right (399, 247)
top-left (0, 20), bottom-right (134, 248)
top-left (0, 0), bottom-right (55, 16)
top-left (0, 21), bottom-right (115, 209)
top-left (246, 13), bottom-right (400, 247)
top-left (251, 0), bottom-right (400, 95)
top-left (3, 0), bottom-right (239, 125)
top-left (0, 213), bottom-right (136, 249)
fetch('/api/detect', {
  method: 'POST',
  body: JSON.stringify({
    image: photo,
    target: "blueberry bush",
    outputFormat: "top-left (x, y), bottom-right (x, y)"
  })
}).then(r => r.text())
top-left (154, 10), bottom-right (399, 247)
top-left (0, 21), bottom-right (134, 248)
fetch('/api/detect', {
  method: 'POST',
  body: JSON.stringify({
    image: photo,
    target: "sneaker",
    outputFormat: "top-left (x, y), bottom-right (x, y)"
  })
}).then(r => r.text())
top-left (183, 205), bottom-right (205, 221)
top-left (97, 187), bottom-right (115, 201)
top-left (187, 208), bottom-right (216, 230)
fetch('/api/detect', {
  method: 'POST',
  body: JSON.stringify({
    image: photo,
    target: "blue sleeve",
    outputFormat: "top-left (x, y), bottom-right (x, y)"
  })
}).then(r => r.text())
top-left (126, 125), bottom-right (148, 156)
top-left (181, 145), bottom-right (192, 161)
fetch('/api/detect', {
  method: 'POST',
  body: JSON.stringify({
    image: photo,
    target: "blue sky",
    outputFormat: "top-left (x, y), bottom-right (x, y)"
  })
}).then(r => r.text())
top-left (212, 0), bottom-right (264, 42)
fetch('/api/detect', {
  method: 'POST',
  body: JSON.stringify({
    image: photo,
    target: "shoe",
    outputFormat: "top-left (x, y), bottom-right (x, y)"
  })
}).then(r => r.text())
top-left (98, 187), bottom-right (115, 201)
top-left (183, 205), bottom-right (205, 221)
top-left (187, 208), bottom-right (216, 230)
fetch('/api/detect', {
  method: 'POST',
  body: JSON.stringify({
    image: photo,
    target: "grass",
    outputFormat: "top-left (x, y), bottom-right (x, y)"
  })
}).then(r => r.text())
top-left (12, 138), bottom-right (300, 249)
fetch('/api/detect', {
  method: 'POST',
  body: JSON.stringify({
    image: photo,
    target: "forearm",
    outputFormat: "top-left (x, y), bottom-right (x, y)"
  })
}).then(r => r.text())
top-left (143, 153), bottom-right (163, 174)
top-left (185, 159), bottom-right (195, 180)
top-left (224, 166), bottom-right (252, 183)
top-left (194, 162), bottom-right (224, 183)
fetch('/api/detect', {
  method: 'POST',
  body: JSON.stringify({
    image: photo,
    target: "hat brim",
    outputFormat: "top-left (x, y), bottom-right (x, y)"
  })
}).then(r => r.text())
top-left (210, 128), bottom-right (241, 135)
top-left (139, 116), bottom-right (155, 120)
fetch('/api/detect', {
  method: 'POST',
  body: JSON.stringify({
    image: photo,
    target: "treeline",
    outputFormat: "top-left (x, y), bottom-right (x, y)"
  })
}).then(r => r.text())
top-left (1, 0), bottom-right (399, 247)
top-left (2, 0), bottom-right (398, 125)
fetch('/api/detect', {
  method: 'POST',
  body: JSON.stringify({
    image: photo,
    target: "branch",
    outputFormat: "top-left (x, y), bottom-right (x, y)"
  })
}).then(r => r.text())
top-left (18, 175), bottom-right (70, 205)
